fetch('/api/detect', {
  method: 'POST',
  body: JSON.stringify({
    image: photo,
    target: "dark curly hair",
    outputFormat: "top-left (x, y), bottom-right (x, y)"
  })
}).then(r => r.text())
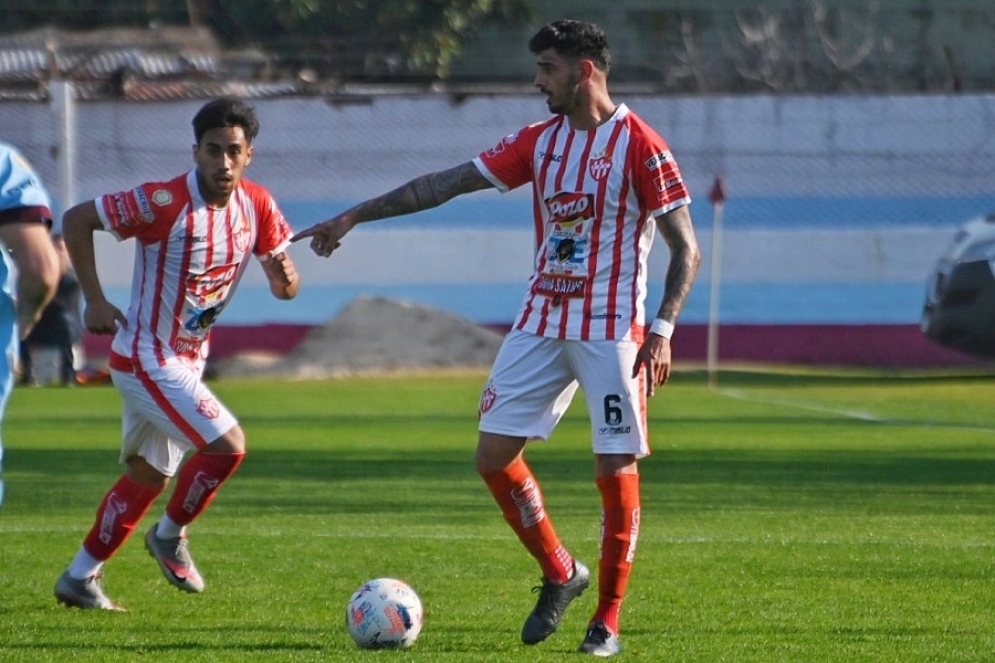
top-left (528, 20), bottom-right (610, 72)
top-left (192, 96), bottom-right (260, 145)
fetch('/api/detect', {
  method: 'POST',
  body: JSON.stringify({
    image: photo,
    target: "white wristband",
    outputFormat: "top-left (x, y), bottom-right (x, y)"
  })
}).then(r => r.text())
top-left (649, 318), bottom-right (675, 340)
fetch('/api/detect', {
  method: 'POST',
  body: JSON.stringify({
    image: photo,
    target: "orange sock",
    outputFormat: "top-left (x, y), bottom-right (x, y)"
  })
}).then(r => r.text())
top-left (480, 457), bottom-right (573, 583)
top-left (82, 474), bottom-right (164, 561)
top-left (592, 473), bottom-right (640, 634)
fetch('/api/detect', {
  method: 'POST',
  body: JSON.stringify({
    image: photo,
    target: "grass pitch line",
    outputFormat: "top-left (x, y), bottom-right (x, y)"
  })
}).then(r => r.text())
top-left (719, 388), bottom-right (883, 421)
top-left (718, 387), bottom-right (995, 433)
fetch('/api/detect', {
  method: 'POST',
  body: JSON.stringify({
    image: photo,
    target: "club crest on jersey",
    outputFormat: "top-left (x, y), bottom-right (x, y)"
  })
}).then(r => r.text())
top-left (485, 131), bottom-right (518, 157)
top-left (479, 383), bottom-right (497, 415)
top-left (588, 153), bottom-right (612, 181)
top-left (197, 397), bottom-right (220, 419)
top-left (233, 214), bottom-right (252, 253)
top-left (152, 189), bottom-right (172, 206)
top-left (545, 192), bottom-right (594, 228)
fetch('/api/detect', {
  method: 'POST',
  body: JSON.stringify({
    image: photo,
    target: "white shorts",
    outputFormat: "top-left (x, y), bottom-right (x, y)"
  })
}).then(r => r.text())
top-left (478, 329), bottom-right (650, 457)
top-left (111, 356), bottom-right (238, 477)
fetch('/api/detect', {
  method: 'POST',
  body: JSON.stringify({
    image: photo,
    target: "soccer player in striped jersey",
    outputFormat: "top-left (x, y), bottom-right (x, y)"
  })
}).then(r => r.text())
top-left (54, 97), bottom-right (300, 611)
top-left (294, 20), bottom-right (700, 656)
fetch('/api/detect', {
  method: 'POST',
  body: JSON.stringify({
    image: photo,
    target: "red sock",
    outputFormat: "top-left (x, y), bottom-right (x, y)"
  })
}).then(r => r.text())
top-left (592, 473), bottom-right (641, 634)
top-left (480, 457), bottom-right (573, 583)
top-left (165, 451), bottom-right (245, 526)
top-left (82, 474), bottom-right (164, 561)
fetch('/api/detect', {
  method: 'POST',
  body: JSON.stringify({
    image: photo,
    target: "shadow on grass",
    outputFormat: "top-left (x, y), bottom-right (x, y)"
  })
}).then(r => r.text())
top-left (7, 445), bottom-right (995, 516)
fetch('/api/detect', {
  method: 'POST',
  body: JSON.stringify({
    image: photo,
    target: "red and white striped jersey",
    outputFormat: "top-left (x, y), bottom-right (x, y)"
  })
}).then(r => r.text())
top-left (473, 104), bottom-right (691, 341)
top-left (95, 169), bottom-right (293, 367)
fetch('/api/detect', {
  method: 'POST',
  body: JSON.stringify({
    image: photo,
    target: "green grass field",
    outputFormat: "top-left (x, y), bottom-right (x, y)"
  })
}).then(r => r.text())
top-left (2, 367), bottom-right (995, 662)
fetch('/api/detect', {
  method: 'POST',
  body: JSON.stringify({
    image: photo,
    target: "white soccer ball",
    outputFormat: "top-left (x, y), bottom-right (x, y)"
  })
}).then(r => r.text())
top-left (345, 578), bottom-right (424, 649)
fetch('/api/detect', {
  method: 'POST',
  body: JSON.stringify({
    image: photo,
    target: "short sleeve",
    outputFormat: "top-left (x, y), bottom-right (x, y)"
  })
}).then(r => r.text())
top-left (252, 190), bottom-right (293, 259)
top-left (629, 125), bottom-right (692, 217)
top-left (473, 125), bottom-right (541, 193)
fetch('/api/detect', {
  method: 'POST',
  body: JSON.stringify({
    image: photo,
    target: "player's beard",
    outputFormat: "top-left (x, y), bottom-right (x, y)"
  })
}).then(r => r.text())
top-left (546, 75), bottom-right (580, 115)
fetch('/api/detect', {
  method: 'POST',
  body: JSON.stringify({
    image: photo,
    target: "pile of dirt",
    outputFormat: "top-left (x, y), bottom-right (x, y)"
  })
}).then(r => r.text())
top-left (212, 297), bottom-right (504, 379)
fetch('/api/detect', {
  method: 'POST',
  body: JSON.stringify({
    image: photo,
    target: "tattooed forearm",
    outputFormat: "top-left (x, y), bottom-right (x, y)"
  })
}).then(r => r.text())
top-left (659, 253), bottom-right (699, 321)
top-left (354, 162), bottom-right (491, 223)
top-left (655, 206), bottom-right (701, 322)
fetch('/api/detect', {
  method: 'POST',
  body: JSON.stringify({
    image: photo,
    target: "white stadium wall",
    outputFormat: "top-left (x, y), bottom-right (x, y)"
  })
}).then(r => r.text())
top-left (5, 93), bottom-right (995, 366)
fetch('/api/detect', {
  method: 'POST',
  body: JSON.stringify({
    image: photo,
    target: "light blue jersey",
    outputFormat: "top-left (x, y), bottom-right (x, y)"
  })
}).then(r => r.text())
top-left (0, 141), bottom-right (54, 506)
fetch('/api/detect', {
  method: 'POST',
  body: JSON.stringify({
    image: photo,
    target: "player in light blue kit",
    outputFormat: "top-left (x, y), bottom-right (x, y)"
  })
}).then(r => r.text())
top-left (0, 141), bottom-right (61, 505)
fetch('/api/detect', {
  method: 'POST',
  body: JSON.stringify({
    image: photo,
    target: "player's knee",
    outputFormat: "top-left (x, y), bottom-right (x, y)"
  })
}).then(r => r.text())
top-left (125, 456), bottom-right (169, 490)
top-left (475, 432), bottom-right (525, 475)
top-left (207, 425), bottom-right (246, 454)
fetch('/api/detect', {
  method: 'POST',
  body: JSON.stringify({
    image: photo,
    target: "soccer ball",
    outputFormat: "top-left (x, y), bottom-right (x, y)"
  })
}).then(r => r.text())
top-left (345, 578), bottom-right (423, 649)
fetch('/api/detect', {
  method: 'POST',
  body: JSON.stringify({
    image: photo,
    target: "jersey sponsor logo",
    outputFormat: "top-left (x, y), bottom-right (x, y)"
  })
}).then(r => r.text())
top-left (585, 312), bottom-right (622, 320)
top-left (588, 155), bottom-right (613, 181)
top-left (546, 233), bottom-right (589, 267)
top-left (654, 175), bottom-right (685, 194)
top-left (533, 273), bottom-right (587, 298)
top-left (598, 425), bottom-right (632, 436)
top-left (8, 153), bottom-right (43, 198)
top-left (479, 382), bottom-right (497, 414)
top-left (5, 178), bottom-right (36, 198)
top-left (152, 189), bottom-right (173, 206)
top-left (185, 264), bottom-right (236, 331)
top-left (185, 305), bottom-right (221, 332)
top-left (134, 188), bottom-right (155, 222)
top-left (113, 195), bottom-right (130, 225)
top-left (539, 150), bottom-right (562, 163)
top-left (188, 264), bottom-right (238, 303)
top-left (552, 236), bottom-right (577, 263)
top-left (545, 191), bottom-right (594, 226)
top-left (645, 151), bottom-right (672, 170)
top-left (175, 336), bottom-right (203, 356)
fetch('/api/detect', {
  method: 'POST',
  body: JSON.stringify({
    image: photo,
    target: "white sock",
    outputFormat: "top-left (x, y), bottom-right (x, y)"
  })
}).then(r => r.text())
top-left (67, 548), bottom-right (103, 580)
top-left (155, 515), bottom-right (185, 539)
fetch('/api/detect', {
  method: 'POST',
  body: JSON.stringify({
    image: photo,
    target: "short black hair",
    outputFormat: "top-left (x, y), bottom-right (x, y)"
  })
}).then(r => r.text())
top-left (192, 96), bottom-right (260, 144)
top-left (528, 20), bottom-right (610, 71)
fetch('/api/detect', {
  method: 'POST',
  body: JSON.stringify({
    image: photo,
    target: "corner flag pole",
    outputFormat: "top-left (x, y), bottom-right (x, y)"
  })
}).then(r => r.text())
top-left (706, 177), bottom-right (726, 390)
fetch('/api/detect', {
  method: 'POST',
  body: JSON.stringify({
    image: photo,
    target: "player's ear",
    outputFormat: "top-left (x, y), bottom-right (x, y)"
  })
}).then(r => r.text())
top-left (578, 59), bottom-right (595, 84)
top-left (245, 143), bottom-right (254, 166)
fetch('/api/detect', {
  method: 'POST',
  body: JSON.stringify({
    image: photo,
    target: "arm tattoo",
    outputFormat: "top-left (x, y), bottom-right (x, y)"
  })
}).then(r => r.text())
top-left (656, 206), bottom-right (702, 322)
top-left (356, 162), bottom-right (491, 223)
